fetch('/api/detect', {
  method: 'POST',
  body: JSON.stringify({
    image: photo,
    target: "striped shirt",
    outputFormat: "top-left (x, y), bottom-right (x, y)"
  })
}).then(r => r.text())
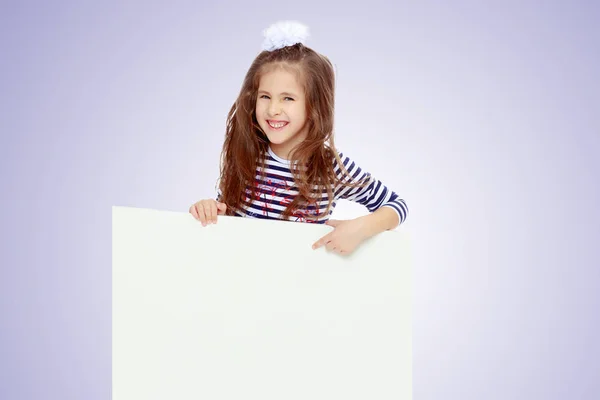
top-left (217, 147), bottom-right (408, 225)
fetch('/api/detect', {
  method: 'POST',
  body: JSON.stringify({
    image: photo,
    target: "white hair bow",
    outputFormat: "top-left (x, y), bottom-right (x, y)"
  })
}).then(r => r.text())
top-left (261, 21), bottom-right (310, 51)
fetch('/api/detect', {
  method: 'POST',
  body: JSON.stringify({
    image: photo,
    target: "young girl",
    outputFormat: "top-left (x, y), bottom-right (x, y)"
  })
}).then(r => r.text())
top-left (190, 21), bottom-right (408, 255)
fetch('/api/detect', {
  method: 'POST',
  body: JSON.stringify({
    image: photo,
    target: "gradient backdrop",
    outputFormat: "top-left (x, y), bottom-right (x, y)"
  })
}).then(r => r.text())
top-left (1, 1), bottom-right (599, 399)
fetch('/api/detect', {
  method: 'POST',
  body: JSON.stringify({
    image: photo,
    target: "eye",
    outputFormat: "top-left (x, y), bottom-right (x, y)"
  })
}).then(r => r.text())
top-left (259, 94), bottom-right (270, 99)
top-left (284, 97), bottom-right (294, 101)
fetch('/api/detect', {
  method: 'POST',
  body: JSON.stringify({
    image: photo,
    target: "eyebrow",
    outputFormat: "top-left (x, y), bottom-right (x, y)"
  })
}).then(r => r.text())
top-left (258, 90), bottom-right (298, 97)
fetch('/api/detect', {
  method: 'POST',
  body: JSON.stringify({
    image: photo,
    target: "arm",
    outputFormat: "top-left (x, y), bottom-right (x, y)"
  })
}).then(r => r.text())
top-left (312, 153), bottom-right (408, 254)
top-left (334, 152), bottom-right (408, 227)
top-left (358, 206), bottom-right (400, 238)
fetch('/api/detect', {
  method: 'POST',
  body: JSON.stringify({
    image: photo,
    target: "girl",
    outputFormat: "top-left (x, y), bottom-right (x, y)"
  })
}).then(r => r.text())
top-left (190, 21), bottom-right (408, 255)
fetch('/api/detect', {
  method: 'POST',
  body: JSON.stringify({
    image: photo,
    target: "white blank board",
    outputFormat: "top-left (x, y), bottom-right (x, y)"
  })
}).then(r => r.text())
top-left (112, 206), bottom-right (412, 400)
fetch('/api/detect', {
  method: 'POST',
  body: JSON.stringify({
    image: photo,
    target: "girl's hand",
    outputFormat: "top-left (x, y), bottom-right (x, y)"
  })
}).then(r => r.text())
top-left (312, 218), bottom-right (369, 255)
top-left (312, 208), bottom-right (400, 255)
top-left (189, 199), bottom-right (227, 226)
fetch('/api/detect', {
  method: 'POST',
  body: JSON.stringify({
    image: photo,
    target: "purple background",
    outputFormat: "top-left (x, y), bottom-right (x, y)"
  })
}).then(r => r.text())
top-left (1, 1), bottom-right (599, 399)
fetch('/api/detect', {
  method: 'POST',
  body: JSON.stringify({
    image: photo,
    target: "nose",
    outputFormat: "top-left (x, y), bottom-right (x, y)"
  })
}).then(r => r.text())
top-left (268, 100), bottom-right (281, 116)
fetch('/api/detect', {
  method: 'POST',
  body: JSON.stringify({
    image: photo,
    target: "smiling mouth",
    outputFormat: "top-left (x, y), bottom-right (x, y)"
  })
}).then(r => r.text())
top-left (267, 120), bottom-right (289, 129)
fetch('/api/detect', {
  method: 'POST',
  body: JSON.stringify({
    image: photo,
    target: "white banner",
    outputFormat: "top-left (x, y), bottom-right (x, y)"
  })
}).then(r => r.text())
top-left (112, 206), bottom-right (412, 400)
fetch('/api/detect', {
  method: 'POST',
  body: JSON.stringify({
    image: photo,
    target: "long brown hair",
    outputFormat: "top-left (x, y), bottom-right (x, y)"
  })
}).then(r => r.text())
top-left (218, 43), bottom-right (365, 221)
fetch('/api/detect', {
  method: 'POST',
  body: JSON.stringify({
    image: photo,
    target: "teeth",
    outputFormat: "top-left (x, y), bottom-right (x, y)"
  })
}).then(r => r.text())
top-left (268, 121), bottom-right (287, 128)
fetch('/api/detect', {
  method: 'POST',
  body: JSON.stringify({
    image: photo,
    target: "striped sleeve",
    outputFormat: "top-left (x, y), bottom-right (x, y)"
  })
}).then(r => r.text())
top-left (333, 153), bottom-right (408, 225)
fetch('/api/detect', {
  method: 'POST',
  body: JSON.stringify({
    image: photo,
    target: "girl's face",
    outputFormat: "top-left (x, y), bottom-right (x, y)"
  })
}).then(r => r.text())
top-left (255, 66), bottom-right (309, 160)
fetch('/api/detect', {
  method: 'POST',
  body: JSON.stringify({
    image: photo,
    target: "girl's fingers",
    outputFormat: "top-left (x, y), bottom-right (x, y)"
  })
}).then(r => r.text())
top-left (196, 203), bottom-right (207, 226)
top-left (216, 202), bottom-right (227, 215)
top-left (207, 202), bottom-right (217, 224)
top-left (191, 200), bottom-right (224, 226)
top-left (189, 204), bottom-right (199, 220)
